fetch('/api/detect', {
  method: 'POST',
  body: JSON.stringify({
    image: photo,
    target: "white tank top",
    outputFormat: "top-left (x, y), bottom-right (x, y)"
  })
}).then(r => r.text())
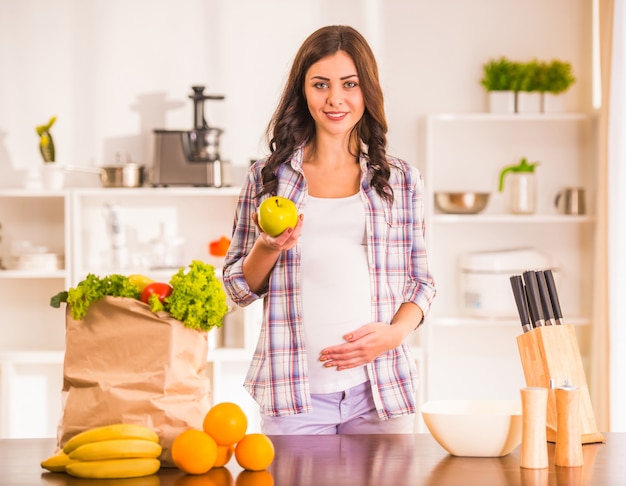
top-left (300, 193), bottom-right (370, 394)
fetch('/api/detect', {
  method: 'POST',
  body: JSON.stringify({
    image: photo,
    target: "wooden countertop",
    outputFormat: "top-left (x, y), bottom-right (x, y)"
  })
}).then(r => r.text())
top-left (5, 433), bottom-right (625, 485)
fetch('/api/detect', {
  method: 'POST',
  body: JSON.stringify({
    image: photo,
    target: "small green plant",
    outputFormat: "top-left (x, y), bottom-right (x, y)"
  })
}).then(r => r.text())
top-left (481, 57), bottom-right (521, 91)
top-left (517, 60), bottom-right (546, 92)
top-left (482, 58), bottom-right (575, 94)
top-left (35, 116), bottom-right (57, 162)
top-left (543, 60), bottom-right (575, 94)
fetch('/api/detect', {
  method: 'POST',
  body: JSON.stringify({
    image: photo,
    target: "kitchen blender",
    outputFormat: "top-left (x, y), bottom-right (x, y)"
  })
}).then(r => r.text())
top-left (152, 86), bottom-right (226, 187)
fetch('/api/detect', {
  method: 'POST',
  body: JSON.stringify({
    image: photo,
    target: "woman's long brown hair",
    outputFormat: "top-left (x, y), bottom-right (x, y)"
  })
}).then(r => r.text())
top-left (260, 25), bottom-right (393, 202)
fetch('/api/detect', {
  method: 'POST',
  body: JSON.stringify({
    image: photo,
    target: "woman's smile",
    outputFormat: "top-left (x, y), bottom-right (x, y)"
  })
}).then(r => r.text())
top-left (324, 111), bottom-right (348, 120)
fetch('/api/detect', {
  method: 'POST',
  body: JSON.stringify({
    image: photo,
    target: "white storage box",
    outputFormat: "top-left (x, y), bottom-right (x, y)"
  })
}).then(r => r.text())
top-left (459, 248), bottom-right (553, 318)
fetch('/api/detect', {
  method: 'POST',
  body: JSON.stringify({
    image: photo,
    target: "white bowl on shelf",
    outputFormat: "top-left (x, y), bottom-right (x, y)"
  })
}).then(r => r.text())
top-left (421, 399), bottom-right (522, 457)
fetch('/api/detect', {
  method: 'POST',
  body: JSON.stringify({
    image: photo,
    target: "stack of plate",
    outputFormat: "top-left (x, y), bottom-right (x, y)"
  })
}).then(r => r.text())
top-left (7, 252), bottom-right (64, 271)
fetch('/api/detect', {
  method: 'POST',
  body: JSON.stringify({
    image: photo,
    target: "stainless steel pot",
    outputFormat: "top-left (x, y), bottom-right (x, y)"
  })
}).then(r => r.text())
top-left (63, 163), bottom-right (146, 188)
top-left (99, 164), bottom-right (145, 188)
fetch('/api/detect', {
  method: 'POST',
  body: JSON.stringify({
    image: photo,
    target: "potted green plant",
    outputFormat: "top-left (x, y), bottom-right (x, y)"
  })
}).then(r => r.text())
top-left (542, 60), bottom-right (575, 112)
top-left (35, 116), bottom-right (65, 189)
top-left (36, 116), bottom-right (56, 163)
top-left (516, 60), bottom-right (543, 113)
top-left (481, 57), bottom-right (520, 113)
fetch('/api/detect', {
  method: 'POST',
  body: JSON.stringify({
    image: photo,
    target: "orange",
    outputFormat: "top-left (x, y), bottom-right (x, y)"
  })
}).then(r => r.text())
top-left (234, 433), bottom-right (275, 471)
top-left (236, 470), bottom-right (274, 486)
top-left (203, 402), bottom-right (248, 446)
top-left (213, 444), bottom-right (234, 467)
top-left (171, 429), bottom-right (218, 475)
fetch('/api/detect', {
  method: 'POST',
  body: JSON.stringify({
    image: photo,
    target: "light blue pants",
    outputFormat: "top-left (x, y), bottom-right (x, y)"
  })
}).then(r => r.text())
top-left (260, 381), bottom-right (415, 435)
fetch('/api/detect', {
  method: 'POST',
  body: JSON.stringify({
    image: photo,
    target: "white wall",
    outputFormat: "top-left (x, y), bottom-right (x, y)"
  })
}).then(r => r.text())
top-left (0, 0), bottom-right (592, 187)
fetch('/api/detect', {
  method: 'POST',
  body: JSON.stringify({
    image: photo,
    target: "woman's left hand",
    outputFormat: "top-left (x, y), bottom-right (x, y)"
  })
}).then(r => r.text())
top-left (319, 322), bottom-right (405, 371)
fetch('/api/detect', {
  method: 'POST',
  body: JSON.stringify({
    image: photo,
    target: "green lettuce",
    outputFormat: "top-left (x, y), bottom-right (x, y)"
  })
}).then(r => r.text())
top-left (50, 260), bottom-right (228, 332)
top-left (50, 273), bottom-right (140, 320)
top-left (166, 260), bottom-right (229, 331)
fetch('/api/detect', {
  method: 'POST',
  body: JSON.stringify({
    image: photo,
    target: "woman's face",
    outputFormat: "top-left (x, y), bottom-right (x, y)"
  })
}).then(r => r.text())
top-left (303, 50), bottom-right (365, 139)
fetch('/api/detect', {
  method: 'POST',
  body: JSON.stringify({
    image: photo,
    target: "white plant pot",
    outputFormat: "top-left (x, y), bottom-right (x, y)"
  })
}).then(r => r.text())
top-left (488, 91), bottom-right (516, 114)
top-left (41, 164), bottom-right (66, 190)
top-left (517, 92), bottom-right (542, 114)
top-left (542, 93), bottom-right (565, 113)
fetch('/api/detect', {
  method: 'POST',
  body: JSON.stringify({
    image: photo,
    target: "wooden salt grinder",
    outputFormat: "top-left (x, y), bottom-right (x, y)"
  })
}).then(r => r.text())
top-left (555, 385), bottom-right (584, 467)
top-left (520, 387), bottom-right (549, 469)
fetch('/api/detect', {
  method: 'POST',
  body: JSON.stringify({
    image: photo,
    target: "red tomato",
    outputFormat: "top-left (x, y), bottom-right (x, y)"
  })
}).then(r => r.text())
top-left (140, 282), bottom-right (173, 304)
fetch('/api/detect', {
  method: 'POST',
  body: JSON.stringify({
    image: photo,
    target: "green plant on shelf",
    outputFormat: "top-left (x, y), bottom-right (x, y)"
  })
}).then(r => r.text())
top-left (481, 58), bottom-right (575, 94)
top-left (480, 57), bottom-right (521, 92)
top-left (543, 60), bottom-right (576, 94)
top-left (517, 59), bottom-right (545, 92)
top-left (35, 116), bottom-right (57, 163)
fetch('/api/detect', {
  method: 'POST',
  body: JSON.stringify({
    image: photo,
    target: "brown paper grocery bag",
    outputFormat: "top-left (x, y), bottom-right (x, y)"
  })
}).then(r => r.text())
top-left (57, 296), bottom-right (211, 467)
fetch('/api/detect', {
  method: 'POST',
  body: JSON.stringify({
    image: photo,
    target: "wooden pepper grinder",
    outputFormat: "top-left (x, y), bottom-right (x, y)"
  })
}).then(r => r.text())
top-left (555, 382), bottom-right (584, 467)
top-left (520, 387), bottom-right (549, 469)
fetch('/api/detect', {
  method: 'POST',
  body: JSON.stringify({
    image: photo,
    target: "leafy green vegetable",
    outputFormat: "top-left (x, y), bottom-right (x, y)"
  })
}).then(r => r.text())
top-left (50, 273), bottom-right (140, 320)
top-left (166, 260), bottom-right (229, 331)
top-left (148, 293), bottom-right (165, 313)
top-left (50, 291), bottom-right (68, 309)
top-left (50, 261), bottom-right (229, 332)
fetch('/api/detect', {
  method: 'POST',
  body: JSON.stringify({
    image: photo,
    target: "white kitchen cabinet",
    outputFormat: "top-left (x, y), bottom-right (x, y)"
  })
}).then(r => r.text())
top-left (0, 187), bottom-right (265, 438)
top-left (422, 113), bottom-right (597, 402)
top-left (0, 190), bottom-right (69, 438)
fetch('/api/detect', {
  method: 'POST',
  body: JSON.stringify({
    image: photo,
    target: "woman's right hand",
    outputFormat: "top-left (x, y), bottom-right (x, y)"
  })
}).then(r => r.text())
top-left (242, 213), bottom-right (304, 294)
top-left (252, 212), bottom-right (304, 251)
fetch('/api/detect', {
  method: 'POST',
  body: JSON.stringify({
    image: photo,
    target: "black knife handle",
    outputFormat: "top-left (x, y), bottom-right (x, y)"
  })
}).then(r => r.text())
top-left (535, 270), bottom-right (556, 325)
top-left (523, 270), bottom-right (545, 327)
top-left (510, 275), bottom-right (532, 332)
top-left (544, 269), bottom-right (564, 325)
top-left (524, 285), bottom-right (537, 326)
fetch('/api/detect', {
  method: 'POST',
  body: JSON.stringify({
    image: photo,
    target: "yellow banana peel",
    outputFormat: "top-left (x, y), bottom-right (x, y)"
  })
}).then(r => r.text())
top-left (63, 424), bottom-right (159, 455)
top-left (66, 458), bottom-right (160, 479)
top-left (41, 450), bottom-right (79, 472)
top-left (69, 439), bottom-right (162, 461)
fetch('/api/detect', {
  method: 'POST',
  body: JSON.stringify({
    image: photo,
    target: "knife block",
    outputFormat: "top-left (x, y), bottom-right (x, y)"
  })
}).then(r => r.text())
top-left (516, 324), bottom-right (605, 444)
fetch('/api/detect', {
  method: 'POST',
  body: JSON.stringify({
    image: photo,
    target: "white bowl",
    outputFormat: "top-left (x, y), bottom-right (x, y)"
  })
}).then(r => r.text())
top-left (421, 399), bottom-right (522, 457)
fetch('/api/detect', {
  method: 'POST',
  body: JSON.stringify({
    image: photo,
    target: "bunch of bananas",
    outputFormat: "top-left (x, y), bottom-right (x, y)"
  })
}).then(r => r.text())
top-left (41, 424), bottom-right (162, 479)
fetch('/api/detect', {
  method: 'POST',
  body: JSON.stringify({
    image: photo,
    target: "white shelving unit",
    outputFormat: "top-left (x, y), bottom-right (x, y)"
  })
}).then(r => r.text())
top-left (0, 187), bottom-right (263, 438)
top-left (0, 190), bottom-right (69, 438)
top-left (422, 113), bottom-right (597, 402)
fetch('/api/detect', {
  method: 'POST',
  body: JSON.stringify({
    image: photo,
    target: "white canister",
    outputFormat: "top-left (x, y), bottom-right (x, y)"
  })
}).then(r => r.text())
top-left (459, 248), bottom-right (554, 317)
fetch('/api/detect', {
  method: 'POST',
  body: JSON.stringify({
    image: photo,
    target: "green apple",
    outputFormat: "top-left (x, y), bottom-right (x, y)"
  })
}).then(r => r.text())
top-left (258, 196), bottom-right (298, 237)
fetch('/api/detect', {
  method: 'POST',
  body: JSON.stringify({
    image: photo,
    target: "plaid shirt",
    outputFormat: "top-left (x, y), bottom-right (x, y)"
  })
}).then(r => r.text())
top-left (223, 146), bottom-right (436, 419)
